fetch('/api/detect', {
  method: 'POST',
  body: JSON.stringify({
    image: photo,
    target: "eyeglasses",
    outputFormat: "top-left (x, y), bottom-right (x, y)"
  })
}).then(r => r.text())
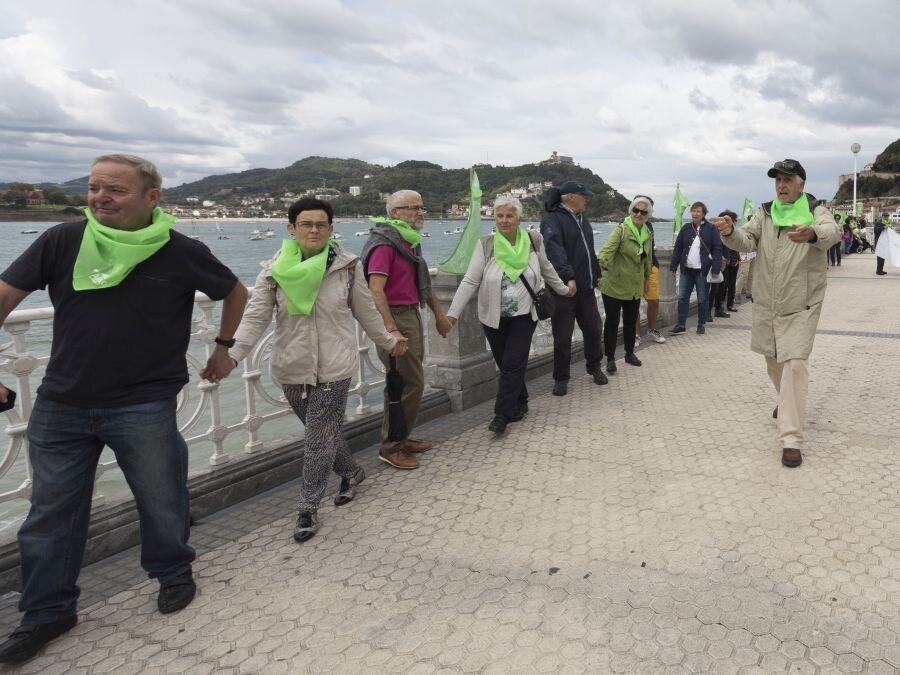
top-left (395, 205), bottom-right (427, 213)
top-left (631, 207), bottom-right (649, 216)
top-left (294, 221), bottom-right (330, 230)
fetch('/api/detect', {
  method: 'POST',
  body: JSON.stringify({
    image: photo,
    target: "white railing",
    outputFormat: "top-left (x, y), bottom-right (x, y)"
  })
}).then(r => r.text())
top-left (0, 289), bottom-right (389, 525)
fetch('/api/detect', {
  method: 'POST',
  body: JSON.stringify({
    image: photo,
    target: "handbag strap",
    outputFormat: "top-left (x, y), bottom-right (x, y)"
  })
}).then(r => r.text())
top-left (519, 274), bottom-right (539, 302)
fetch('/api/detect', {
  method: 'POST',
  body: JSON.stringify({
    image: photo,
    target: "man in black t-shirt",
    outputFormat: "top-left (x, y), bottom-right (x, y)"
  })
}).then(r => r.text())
top-left (0, 154), bottom-right (247, 664)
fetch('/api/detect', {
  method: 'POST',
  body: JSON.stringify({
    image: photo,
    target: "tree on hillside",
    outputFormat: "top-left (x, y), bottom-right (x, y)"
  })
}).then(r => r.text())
top-left (873, 138), bottom-right (900, 172)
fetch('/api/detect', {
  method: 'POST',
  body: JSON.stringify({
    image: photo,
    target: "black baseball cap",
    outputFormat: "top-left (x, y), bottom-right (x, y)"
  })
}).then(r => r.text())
top-left (766, 159), bottom-right (806, 181)
top-left (559, 181), bottom-right (594, 196)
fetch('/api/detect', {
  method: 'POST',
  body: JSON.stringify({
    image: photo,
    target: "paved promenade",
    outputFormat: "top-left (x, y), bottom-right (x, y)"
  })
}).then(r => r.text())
top-left (2, 252), bottom-right (899, 674)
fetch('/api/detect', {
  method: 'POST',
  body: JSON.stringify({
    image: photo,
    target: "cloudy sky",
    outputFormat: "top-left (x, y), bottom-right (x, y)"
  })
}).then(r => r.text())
top-left (2, 0), bottom-right (898, 216)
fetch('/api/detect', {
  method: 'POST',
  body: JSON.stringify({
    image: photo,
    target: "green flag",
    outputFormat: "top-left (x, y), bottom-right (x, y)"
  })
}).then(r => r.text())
top-left (438, 168), bottom-right (483, 274)
top-left (741, 198), bottom-right (755, 225)
top-left (673, 183), bottom-right (689, 234)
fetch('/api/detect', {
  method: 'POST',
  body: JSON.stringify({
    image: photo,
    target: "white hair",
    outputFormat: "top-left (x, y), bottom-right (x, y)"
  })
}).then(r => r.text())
top-left (493, 196), bottom-right (523, 218)
top-left (386, 190), bottom-right (422, 216)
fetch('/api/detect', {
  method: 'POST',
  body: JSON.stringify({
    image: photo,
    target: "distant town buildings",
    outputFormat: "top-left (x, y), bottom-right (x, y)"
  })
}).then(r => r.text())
top-left (541, 151), bottom-right (574, 166)
top-left (349, 186), bottom-right (362, 196)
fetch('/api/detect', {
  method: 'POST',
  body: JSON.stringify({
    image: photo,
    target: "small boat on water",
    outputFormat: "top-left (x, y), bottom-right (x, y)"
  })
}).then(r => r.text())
top-left (444, 230), bottom-right (453, 235)
top-left (264, 227), bottom-right (275, 238)
top-left (421, 231), bottom-right (431, 237)
top-left (20, 229), bottom-right (38, 234)
top-left (248, 229), bottom-right (264, 240)
top-left (355, 230), bottom-right (372, 237)
top-left (189, 220), bottom-right (201, 240)
top-left (454, 227), bottom-right (463, 234)
top-left (215, 222), bottom-right (229, 239)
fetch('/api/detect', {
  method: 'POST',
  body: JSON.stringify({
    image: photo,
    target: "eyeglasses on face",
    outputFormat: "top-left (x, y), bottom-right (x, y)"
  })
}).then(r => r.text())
top-left (395, 205), bottom-right (427, 213)
top-left (294, 221), bottom-right (330, 230)
top-left (631, 207), bottom-right (649, 216)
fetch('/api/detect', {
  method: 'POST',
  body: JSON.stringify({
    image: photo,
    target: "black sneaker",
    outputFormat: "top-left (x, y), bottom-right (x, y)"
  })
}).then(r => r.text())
top-left (624, 353), bottom-right (642, 367)
top-left (715, 310), bottom-right (730, 318)
top-left (0, 617), bottom-right (78, 664)
top-left (488, 417), bottom-right (507, 434)
top-left (696, 325), bottom-right (706, 335)
top-left (334, 467), bottom-right (365, 506)
top-left (552, 381), bottom-right (568, 396)
top-left (606, 359), bottom-right (617, 374)
top-left (668, 325), bottom-right (686, 335)
top-left (593, 370), bottom-right (609, 385)
top-left (157, 573), bottom-right (197, 614)
top-left (293, 512), bottom-right (319, 543)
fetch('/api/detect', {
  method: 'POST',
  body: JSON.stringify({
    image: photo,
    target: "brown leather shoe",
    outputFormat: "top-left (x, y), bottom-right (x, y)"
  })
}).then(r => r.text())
top-left (379, 448), bottom-right (418, 469)
top-left (403, 438), bottom-right (432, 453)
top-left (782, 448), bottom-right (802, 468)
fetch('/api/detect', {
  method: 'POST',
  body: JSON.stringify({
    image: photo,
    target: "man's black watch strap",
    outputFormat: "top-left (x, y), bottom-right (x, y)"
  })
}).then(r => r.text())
top-left (214, 336), bottom-right (236, 348)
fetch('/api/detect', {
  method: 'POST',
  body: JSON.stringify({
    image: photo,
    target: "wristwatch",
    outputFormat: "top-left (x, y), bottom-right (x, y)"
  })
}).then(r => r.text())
top-left (214, 336), bottom-right (236, 348)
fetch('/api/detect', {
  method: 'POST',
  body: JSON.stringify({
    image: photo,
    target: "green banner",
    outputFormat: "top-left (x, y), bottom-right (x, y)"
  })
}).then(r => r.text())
top-left (673, 183), bottom-right (689, 233)
top-left (438, 168), bottom-right (483, 274)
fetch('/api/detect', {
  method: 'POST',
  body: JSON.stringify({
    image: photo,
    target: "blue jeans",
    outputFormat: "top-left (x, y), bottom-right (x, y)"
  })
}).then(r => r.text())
top-left (676, 269), bottom-right (709, 328)
top-left (17, 395), bottom-right (194, 624)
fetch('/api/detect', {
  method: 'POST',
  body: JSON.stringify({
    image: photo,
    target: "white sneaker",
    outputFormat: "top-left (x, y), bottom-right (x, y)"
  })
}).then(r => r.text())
top-left (634, 335), bottom-right (642, 347)
top-left (648, 329), bottom-right (666, 344)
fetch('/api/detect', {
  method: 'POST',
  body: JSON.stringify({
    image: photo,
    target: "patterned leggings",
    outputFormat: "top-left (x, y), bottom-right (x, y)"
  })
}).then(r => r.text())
top-left (282, 379), bottom-right (358, 514)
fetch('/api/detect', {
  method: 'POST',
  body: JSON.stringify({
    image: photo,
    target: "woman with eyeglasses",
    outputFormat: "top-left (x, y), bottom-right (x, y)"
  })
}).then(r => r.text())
top-left (445, 196), bottom-right (570, 435)
top-left (222, 197), bottom-right (407, 543)
top-left (597, 196), bottom-right (655, 374)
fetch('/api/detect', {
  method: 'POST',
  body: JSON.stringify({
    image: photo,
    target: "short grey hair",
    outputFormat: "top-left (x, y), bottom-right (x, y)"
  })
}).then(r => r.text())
top-left (493, 196), bottom-right (523, 218)
top-left (386, 189), bottom-right (422, 216)
top-left (92, 154), bottom-right (162, 191)
top-left (629, 195), bottom-right (654, 217)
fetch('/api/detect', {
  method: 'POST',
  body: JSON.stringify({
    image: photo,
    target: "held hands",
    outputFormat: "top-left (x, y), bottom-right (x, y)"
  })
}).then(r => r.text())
top-left (0, 384), bottom-right (9, 404)
top-left (435, 315), bottom-right (453, 338)
top-left (201, 348), bottom-right (237, 384)
top-left (389, 335), bottom-right (408, 357)
top-left (566, 280), bottom-right (577, 297)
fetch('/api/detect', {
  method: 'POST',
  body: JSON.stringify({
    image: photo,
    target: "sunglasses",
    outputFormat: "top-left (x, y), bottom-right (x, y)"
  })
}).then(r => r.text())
top-left (631, 207), bottom-right (649, 216)
top-left (773, 160), bottom-right (800, 172)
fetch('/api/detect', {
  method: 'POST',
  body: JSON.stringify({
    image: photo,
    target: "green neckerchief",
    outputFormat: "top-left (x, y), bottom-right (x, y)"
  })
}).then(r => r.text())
top-left (72, 207), bottom-right (174, 291)
top-left (492, 227), bottom-right (530, 282)
top-left (370, 217), bottom-right (422, 247)
top-left (771, 193), bottom-right (814, 228)
top-left (270, 239), bottom-right (332, 316)
top-left (623, 216), bottom-right (649, 256)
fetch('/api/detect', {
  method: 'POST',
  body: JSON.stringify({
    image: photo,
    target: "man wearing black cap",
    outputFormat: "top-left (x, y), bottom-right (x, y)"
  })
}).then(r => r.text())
top-left (713, 160), bottom-right (840, 468)
top-left (540, 181), bottom-right (606, 396)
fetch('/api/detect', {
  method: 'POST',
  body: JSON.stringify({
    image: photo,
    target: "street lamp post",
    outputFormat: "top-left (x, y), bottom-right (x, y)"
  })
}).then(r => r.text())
top-left (851, 142), bottom-right (861, 218)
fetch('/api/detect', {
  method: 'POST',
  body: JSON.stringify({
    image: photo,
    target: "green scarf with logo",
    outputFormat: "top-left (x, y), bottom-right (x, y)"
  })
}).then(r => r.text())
top-left (270, 239), bottom-right (332, 316)
top-left (771, 193), bottom-right (814, 228)
top-left (624, 216), bottom-right (649, 256)
top-left (370, 217), bottom-right (422, 247)
top-left (492, 227), bottom-right (530, 282)
top-left (72, 207), bottom-right (173, 291)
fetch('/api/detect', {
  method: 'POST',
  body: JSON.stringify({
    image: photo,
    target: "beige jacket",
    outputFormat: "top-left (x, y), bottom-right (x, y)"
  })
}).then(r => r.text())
top-left (231, 245), bottom-right (397, 385)
top-left (722, 201), bottom-right (840, 361)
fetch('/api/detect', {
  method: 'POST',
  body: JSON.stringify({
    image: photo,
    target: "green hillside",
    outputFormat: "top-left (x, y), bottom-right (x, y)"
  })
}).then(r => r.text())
top-left (162, 156), bottom-right (630, 220)
top-left (833, 138), bottom-right (900, 201)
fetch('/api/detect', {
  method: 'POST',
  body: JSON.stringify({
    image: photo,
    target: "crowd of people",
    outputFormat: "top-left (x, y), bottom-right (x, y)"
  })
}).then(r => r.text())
top-left (0, 153), bottom-right (863, 664)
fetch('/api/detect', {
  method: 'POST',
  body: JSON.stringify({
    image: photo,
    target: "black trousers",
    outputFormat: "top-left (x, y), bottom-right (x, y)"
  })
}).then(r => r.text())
top-left (601, 293), bottom-right (639, 359)
top-left (875, 232), bottom-right (885, 273)
top-left (716, 266), bottom-right (738, 309)
top-left (483, 315), bottom-right (536, 422)
top-left (550, 289), bottom-right (604, 381)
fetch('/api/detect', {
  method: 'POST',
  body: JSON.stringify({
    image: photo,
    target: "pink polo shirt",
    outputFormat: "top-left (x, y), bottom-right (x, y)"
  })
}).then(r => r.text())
top-left (366, 243), bottom-right (420, 306)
